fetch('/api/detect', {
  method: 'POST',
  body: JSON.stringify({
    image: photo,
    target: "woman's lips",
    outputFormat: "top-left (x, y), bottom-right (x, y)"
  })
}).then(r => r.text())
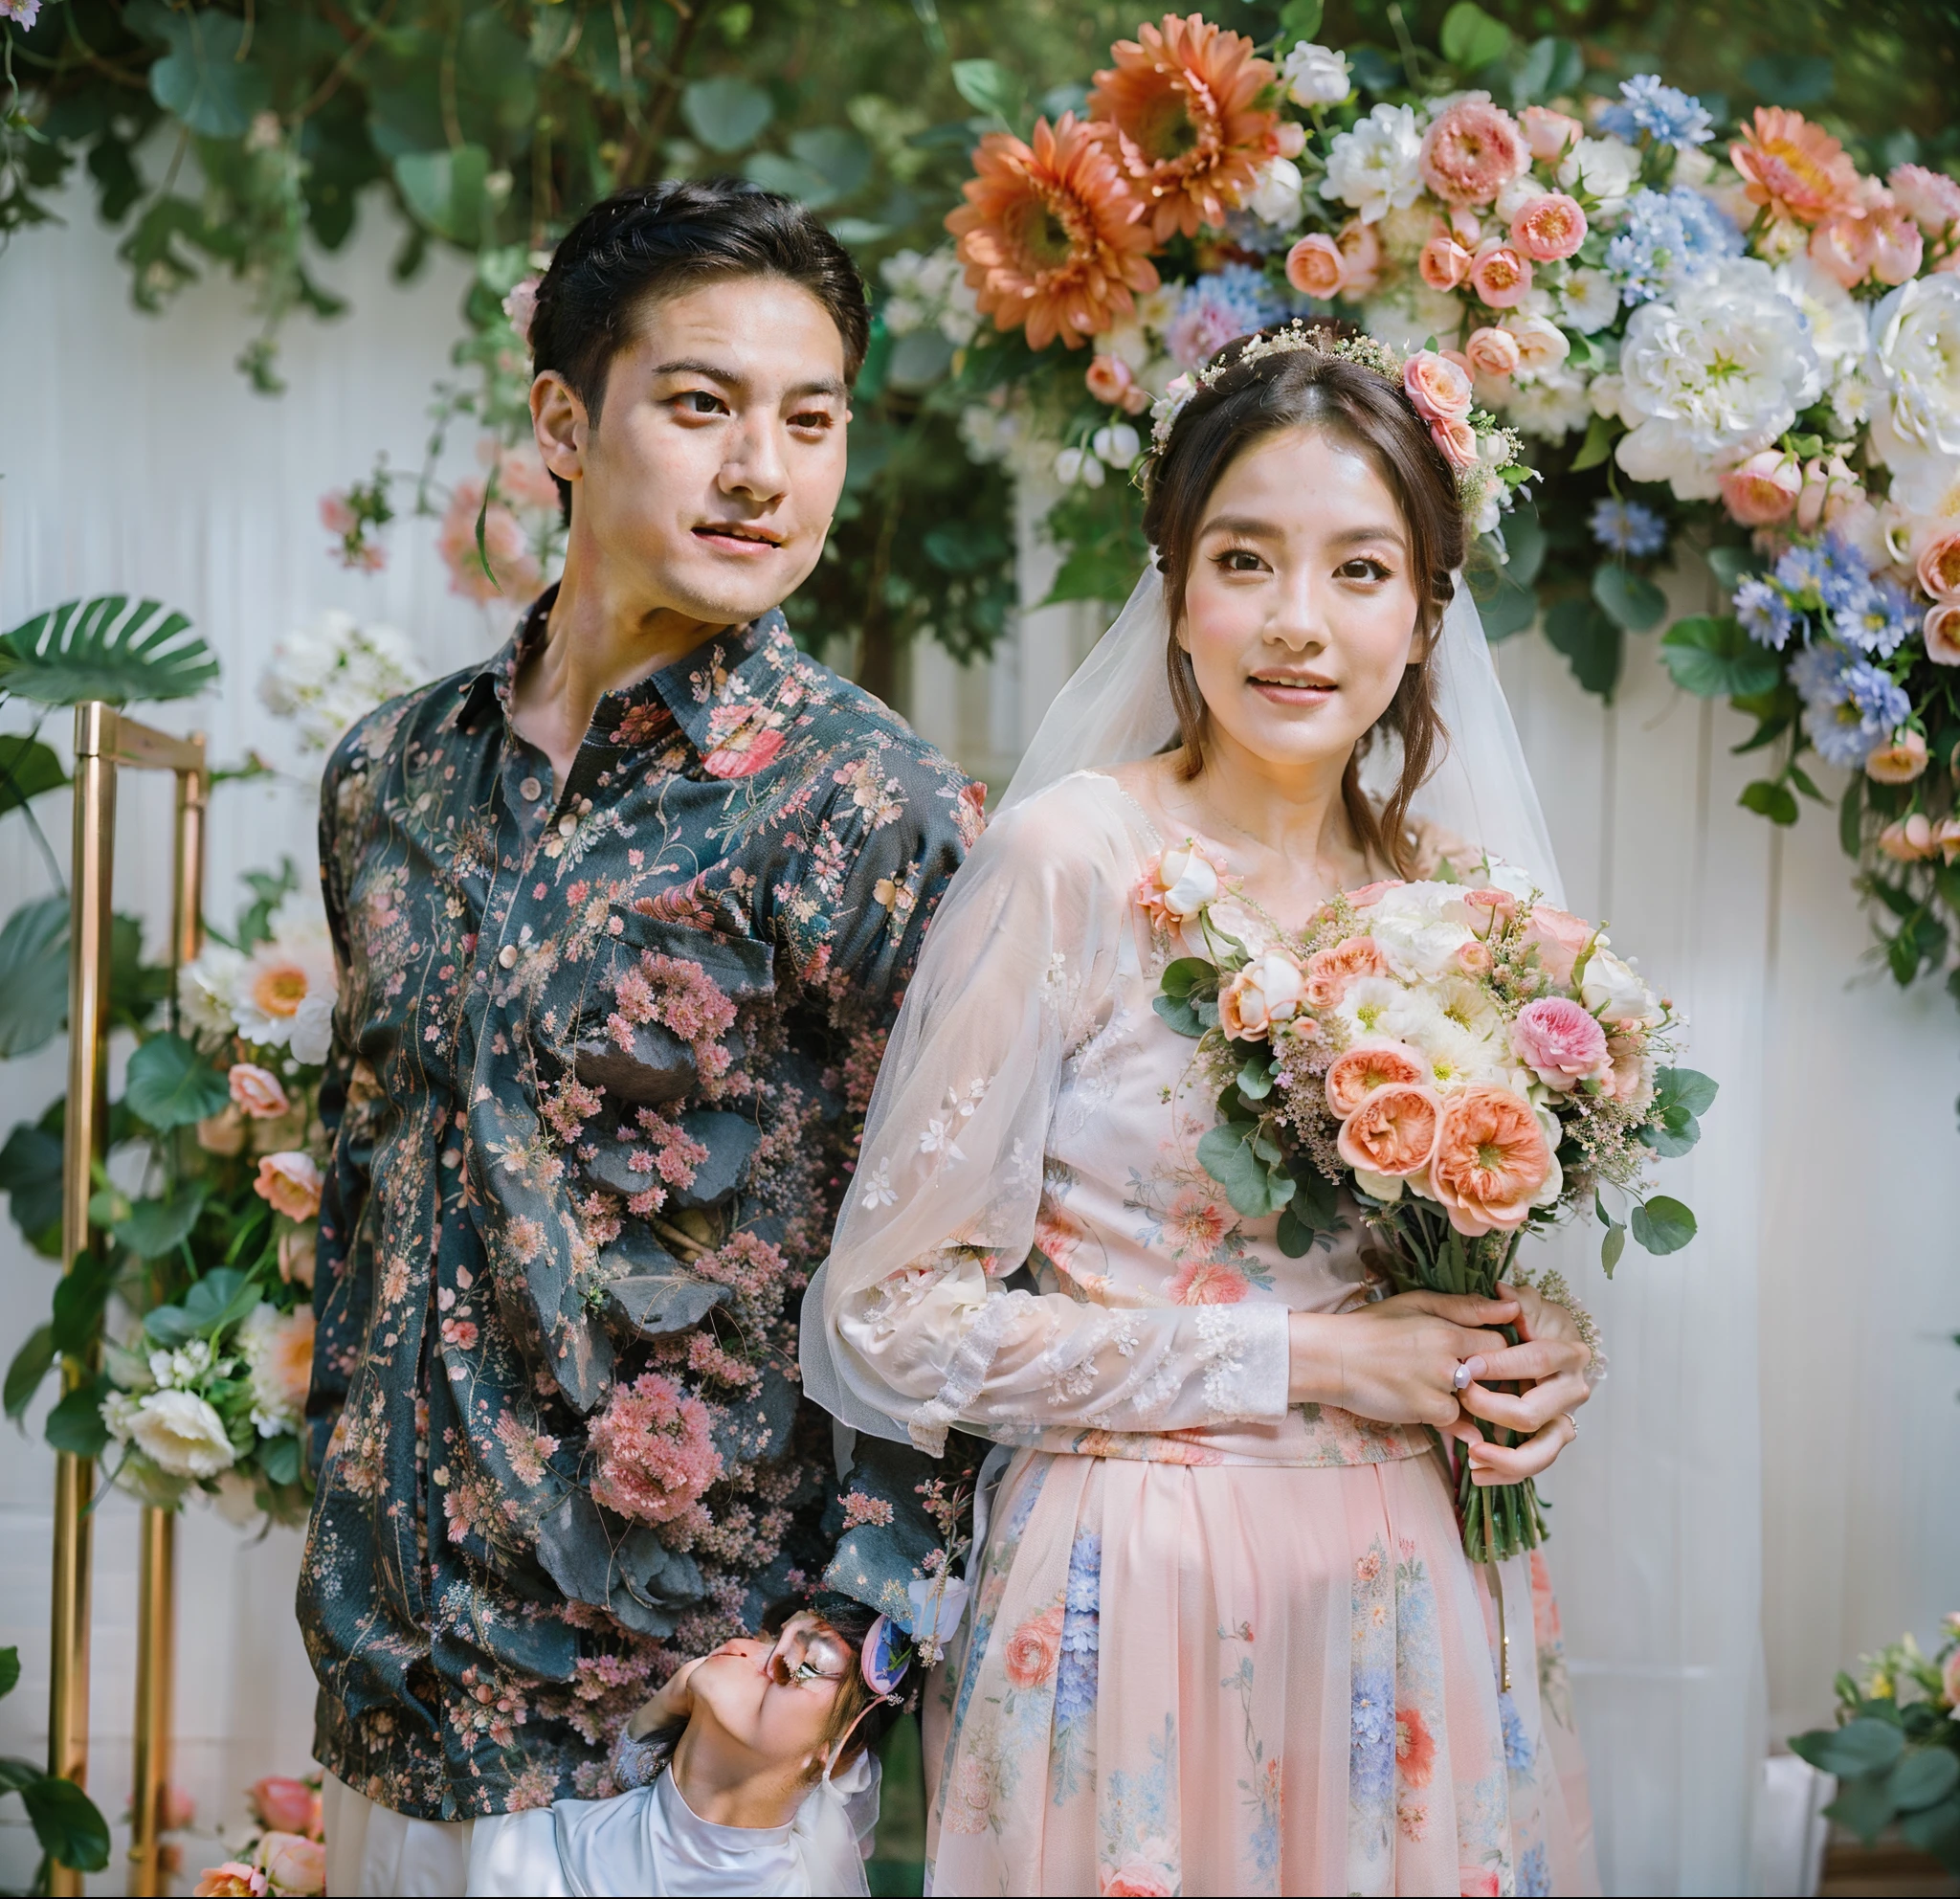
top-left (1249, 675), bottom-right (1336, 704)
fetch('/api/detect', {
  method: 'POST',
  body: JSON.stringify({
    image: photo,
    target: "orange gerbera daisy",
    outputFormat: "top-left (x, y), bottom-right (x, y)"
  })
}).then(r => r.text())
top-left (946, 112), bottom-right (1159, 351)
top-left (1088, 12), bottom-right (1287, 243)
top-left (1729, 107), bottom-right (1863, 226)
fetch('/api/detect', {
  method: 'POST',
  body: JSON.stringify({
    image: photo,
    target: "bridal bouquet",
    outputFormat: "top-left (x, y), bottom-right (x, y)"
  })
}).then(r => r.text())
top-left (1145, 843), bottom-right (1713, 1562)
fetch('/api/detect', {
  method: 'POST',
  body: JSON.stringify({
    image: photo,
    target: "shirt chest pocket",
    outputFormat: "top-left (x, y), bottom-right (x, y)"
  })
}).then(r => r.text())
top-left (570, 910), bottom-right (776, 1106)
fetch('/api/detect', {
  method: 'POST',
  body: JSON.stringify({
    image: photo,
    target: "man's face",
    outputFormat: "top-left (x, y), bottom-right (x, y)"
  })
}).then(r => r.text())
top-left (531, 274), bottom-right (851, 629)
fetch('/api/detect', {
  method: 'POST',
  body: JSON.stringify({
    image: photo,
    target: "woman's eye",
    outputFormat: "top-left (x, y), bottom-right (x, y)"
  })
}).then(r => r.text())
top-left (1214, 548), bottom-right (1264, 573)
top-left (1338, 557), bottom-right (1392, 581)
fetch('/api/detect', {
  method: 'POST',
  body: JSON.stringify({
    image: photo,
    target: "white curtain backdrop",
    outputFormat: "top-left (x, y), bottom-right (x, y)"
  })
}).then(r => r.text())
top-left (2, 184), bottom-right (1955, 1894)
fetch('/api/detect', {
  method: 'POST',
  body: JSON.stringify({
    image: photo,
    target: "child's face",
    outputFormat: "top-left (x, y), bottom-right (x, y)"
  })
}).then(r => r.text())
top-left (687, 1615), bottom-right (854, 1773)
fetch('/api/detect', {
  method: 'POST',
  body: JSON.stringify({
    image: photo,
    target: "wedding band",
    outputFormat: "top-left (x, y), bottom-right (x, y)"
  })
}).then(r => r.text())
top-left (1451, 1360), bottom-right (1474, 1393)
top-left (1564, 1412), bottom-right (1579, 1439)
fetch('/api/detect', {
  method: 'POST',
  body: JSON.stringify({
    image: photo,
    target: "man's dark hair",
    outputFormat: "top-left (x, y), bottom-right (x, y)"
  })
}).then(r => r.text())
top-left (528, 179), bottom-right (870, 512)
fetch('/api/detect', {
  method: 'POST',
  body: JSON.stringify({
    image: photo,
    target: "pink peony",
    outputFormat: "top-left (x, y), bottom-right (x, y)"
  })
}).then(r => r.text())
top-left (1464, 325), bottom-right (1522, 378)
top-left (254, 1152), bottom-right (323, 1221)
top-left (1927, 603), bottom-right (1960, 664)
top-left (1420, 99), bottom-right (1528, 207)
top-left (1429, 1087), bottom-right (1551, 1237)
top-left (1420, 233), bottom-right (1473, 291)
top-left (1890, 164), bottom-right (1960, 236)
top-left (1003, 1605), bottom-right (1064, 1687)
top-left (1918, 531), bottom-right (1960, 602)
top-left (229, 1062), bottom-right (291, 1121)
top-left (1719, 451), bottom-right (1801, 526)
top-left (1284, 233), bottom-right (1348, 300)
top-left (1522, 905), bottom-right (1593, 986)
top-left (1865, 731), bottom-right (1928, 784)
top-left (1522, 106), bottom-right (1582, 164)
top-left (249, 1777), bottom-right (321, 1839)
top-left (192, 1866), bottom-right (267, 1898)
top-left (1325, 1040), bottom-right (1430, 1117)
top-left (588, 1371), bottom-right (723, 1525)
top-left (1871, 205), bottom-right (1925, 284)
top-left (1430, 416), bottom-right (1481, 470)
top-left (161, 1783), bottom-right (196, 1831)
top-left (1809, 212), bottom-right (1877, 287)
top-left (1510, 996), bottom-right (1610, 1088)
top-left (1467, 239), bottom-right (1532, 309)
top-left (1509, 193), bottom-right (1588, 262)
top-left (257, 1833), bottom-right (325, 1896)
top-left (1403, 350), bottom-right (1474, 425)
top-left (1338, 1083), bottom-right (1443, 1178)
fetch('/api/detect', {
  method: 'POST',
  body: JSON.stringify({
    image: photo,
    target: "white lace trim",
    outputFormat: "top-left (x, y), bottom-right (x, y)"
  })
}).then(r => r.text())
top-left (913, 1289), bottom-right (1037, 1441)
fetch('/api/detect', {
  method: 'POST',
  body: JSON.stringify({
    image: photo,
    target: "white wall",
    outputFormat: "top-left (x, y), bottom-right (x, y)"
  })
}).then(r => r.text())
top-left (3, 186), bottom-right (1955, 1894)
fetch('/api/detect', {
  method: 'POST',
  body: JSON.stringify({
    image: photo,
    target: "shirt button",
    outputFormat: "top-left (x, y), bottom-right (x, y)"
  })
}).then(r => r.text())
top-left (518, 776), bottom-right (542, 803)
top-left (498, 945), bottom-right (518, 969)
top-left (557, 814), bottom-right (578, 838)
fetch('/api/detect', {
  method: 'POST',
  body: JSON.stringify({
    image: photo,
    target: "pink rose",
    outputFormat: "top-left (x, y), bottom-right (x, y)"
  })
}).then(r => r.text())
top-left (1866, 731), bottom-right (1928, 784)
top-left (1460, 1871), bottom-right (1503, 1899)
top-left (1336, 219), bottom-right (1383, 296)
top-left (1940, 818), bottom-right (1960, 865)
top-left (1430, 416), bottom-right (1481, 470)
top-left (1507, 316), bottom-right (1569, 370)
top-left (1403, 349), bottom-right (1474, 425)
top-left (229, 1062), bottom-right (291, 1121)
top-left (1325, 1040), bottom-right (1430, 1117)
top-left (196, 1106), bottom-right (248, 1157)
top-left (1943, 1644), bottom-right (1960, 1709)
top-left (1430, 1088), bottom-right (1551, 1238)
top-left (1878, 814), bottom-right (1935, 861)
top-left (1102, 1866), bottom-right (1175, 1898)
top-left (1274, 120), bottom-right (1307, 159)
top-left (192, 1865), bottom-right (267, 1898)
top-left (1457, 938), bottom-right (1493, 974)
top-left (1468, 239), bottom-right (1532, 309)
top-left (1927, 603), bottom-right (1960, 664)
top-left (1284, 233), bottom-right (1348, 300)
top-left (1522, 106), bottom-right (1582, 164)
top-left (317, 492), bottom-right (355, 537)
top-left (249, 1776), bottom-right (321, 1838)
top-left (1890, 163), bottom-right (1960, 236)
top-left (1087, 352), bottom-right (1137, 409)
top-left (1303, 935), bottom-right (1391, 1009)
top-left (1338, 1083), bottom-right (1442, 1179)
top-left (1796, 454), bottom-right (1860, 533)
top-left (1420, 233), bottom-right (1473, 291)
top-left (257, 1832), bottom-right (325, 1896)
top-left (1917, 531), bottom-right (1960, 602)
top-left (1510, 996), bottom-right (1610, 1088)
top-left (1136, 841), bottom-right (1223, 925)
top-left (1522, 905), bottom-right (1592, 985)
top-left (1420, 99), bottom-right (1528, 207)
top-left (502, 275), bottom-right (540, 347)
top-left (1509, 192), bottom-right (1588, 262)
top-left (1218, 950), bottom-right (1306, 1041)
top-left (1809, 212), bottom-right (1876, 287)
top-left (254, 1151), bottom-right (323, 1221)
top-left (1346, 878), bottom-right (1404, 909)
top-left (1719, 451), bottom-right (1801, 526)
top-left (1464, 325), bottom-right (1522, 378)
top-left (1871, 206), bottom-right (1925, 284)
top-left (161, 1784), bottom-right (196, 1831)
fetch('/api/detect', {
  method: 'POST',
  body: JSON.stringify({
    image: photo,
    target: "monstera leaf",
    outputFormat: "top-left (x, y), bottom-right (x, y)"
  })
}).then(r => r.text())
top-left (0, 597), bottom-right (217, 706)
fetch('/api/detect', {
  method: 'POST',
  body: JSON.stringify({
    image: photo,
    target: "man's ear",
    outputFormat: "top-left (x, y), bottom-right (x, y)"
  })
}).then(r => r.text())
top-left (532, 370), bottom-right (587, 490)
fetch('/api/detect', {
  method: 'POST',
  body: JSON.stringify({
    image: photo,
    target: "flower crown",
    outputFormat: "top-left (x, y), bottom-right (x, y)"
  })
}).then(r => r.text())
top-left (1145, 320), bottom-right (1532, 526)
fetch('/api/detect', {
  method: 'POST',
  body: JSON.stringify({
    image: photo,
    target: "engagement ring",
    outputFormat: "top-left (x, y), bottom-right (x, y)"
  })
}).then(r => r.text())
top-left (1452, 1361), bottom-right (1474, 1393)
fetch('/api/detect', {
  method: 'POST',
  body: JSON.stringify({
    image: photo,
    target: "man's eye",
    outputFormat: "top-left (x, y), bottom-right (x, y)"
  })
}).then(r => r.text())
top-left (676, 391), bottom-right (726, 415)
top-left (790, 409), bottom-right (835, 431)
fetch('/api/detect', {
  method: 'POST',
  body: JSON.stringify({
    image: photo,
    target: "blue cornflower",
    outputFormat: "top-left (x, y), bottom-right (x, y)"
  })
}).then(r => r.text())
top-left (1846, 659), bottom-right (1911, 731)
top-left (1605, 188), bottom-right (1744, 304)
top-left (1735, 576), bottom-right (1799, 650)
top-left (1814, 531), bottom-right (1874, 614)
top-left (1596, 76), bottom-right (1715, 149)
top-left (1837, 576), bottom-right (1918, 659)
top-left (1774, 542), bottom-right (1831, 597)
top-left (1793, 643), bottom-right (1907, 767)
top-left (1591, 497), bottom-right (1668, 558)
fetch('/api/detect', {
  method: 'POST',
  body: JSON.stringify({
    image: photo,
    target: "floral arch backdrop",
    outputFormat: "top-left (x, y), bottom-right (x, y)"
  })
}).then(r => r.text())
top-left (1, 1), bottom-right (1958, 1891)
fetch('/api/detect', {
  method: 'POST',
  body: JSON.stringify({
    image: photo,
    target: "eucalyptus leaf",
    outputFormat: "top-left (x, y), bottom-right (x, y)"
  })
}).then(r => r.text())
top-left (1237, 1058), bottom-right (1274, 1101)
top-left (0, 1116), bottom-right (64, 1256)
top-left (113, 1186), bottom-right (208, 1261)
top-left (1592, 563), bottom-right (1667, 634)
top-left (790, 127), bottom-right (872, 199)
top-left (1601, 1223), bottom-right (1626, 1276)
top-left (1630, 1195), bottom-right (1697, 1255)
top-left (1544, 599), bottom-right (1622, 701)
top-left (0, 596), bottom-right (216, 706)
top-left (393, 145), bottom-right (490, 247)
top-left (1890, 1748), bottom-right (1960, 1813)
top-left (123, 1033), bottom-right (231, 1131)
top-left (1656, 1067), bottom-right (1719, 1117)
top-left (1279, 0), bottom-right (1325, 41)
top-left (259, 1432), bottom-right (301, 1486)
top-left (1794, 1716), bottom-right (1905, 1779)
top-left (1739, 779), bottom-right (1799, 826)
top-left (136, 2), bottom-right (271, 140)
top-left (1704, 546), bottom-right (1758, 594)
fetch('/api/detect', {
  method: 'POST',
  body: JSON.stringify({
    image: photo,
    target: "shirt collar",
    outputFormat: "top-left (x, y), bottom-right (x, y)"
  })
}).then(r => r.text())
top-left (453, 585), bottom-right (800, 760)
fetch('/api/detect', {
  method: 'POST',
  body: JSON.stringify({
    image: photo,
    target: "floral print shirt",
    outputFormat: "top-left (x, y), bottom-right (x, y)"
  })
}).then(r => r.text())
top-left (301, 590), bottom-right (981, 1819)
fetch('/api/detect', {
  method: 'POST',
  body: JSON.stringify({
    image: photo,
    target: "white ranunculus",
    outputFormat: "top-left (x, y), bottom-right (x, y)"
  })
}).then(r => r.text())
top-left (1321, 102), bottom-right (1425, 225)
top-left (1503, 362), bottom-right (1592, 440)
top-left (131, 1389), bottom-right (236, 1479)
top-left (1556, 138), bottom-right (1641, 222)
top-left (1614, 259), bottom-right (1821, 503)
top-left (1245, 155), bottom-right (1305, 230)
top-left (1558, 267), bottom-right (1621, 335)
top-left (1282, 40), bottom-right (1351, 106)
top-left (1366, 885), bottom-right (1477, 981)
top-left (1866, 275), bottom-right (1960, 468)
top-left (1579, 949), bottom-right (1660, 1025)
top-left (1773, 257), bottom-right (1867, 385)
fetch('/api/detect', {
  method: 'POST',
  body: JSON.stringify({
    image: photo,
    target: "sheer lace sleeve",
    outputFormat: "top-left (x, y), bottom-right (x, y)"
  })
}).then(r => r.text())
top-left (800, 774), bottom-right (1290, 1454)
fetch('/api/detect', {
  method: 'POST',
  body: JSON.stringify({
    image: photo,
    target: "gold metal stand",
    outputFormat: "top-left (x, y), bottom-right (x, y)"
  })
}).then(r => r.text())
top-left (48, 704), bottom-right (207, 1899)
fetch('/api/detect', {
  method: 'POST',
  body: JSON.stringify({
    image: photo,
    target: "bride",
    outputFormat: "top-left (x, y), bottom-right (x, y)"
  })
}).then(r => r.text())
top-left (804, 324), bottom-right (1599, 1896)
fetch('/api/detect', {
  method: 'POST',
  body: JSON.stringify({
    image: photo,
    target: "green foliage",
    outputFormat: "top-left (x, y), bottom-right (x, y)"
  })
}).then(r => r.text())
top-left (122, 1033), bottom-right (232, 1132)
top-left (0, 1651), bottom-right (112, 1873)
top-left (1544, 598), bottom-right (1622, 701)
top-left (1630, 1194), bottom-right (1697, 1255)
top-left (0, 597), bottom-right (217, 705)
top-left (1591, 563), bottom-right (1666, 635)
top-left (1659, 615), bottom-right (1783, 699)
top-left (0, 897), bottom-right (71, 1059)
top-left (0, 735), bottom-right (66, 814)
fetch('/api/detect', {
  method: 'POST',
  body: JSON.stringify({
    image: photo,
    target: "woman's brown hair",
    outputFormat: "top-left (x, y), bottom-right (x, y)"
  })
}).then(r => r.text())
top-left (1139, 324), bottom-right (1466, 879)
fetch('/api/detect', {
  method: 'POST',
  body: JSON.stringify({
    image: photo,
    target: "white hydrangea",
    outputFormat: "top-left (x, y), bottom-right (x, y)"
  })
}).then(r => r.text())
top-left (1282, 41), bottom-right (1351, 106)
top-left (1244, 155), bottom-right (1305, 230)
top-left (259, 611), bottom-right (422, 756)
top-left (1556, 137), bottom-right (1641, 223)
top-left (878, 245), bottom-right (979, 346)
top-left (1865, 275), bottom-right (1960, 469)
top-left (1502, 363), bottom-right (1593, 440)
top-left (1320, 102), bottom-right (1425, 225)
top-left (1614, 260), bottom-right (1821, 501)
top-left (1557, 267), bottom-right (1621, 335)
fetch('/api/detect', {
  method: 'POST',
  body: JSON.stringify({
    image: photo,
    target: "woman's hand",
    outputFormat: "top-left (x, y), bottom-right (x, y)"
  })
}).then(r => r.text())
top-left (626, 1654), bottom-right (706, 1739)
top-left (1288, 1291), bottom-right (1520, 1426)
top-left (1445, 1280), bottom-right (1592, 1486)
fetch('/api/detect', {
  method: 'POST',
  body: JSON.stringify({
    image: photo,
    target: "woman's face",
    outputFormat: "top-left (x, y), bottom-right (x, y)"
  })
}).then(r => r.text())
top-left (1178, 426), bottom-right (1425, 775)
top-left (686, 1616), bottom-right (852, 1774)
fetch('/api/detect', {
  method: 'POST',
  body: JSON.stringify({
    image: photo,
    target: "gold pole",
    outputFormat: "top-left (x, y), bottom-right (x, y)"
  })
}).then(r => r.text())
top-left (51, 704), bottom-right (119, 1899)
top-left (129, 738), bottom-right (204, 1898)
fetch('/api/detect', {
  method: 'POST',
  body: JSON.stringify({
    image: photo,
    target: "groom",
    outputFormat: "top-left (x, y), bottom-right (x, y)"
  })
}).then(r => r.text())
top-left (301, 179), bottom-right (983, 1882)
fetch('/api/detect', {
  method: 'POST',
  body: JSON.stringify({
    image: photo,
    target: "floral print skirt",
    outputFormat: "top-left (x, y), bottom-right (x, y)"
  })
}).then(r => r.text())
top-left (922, 1449), bottom-right (1598, 1898)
